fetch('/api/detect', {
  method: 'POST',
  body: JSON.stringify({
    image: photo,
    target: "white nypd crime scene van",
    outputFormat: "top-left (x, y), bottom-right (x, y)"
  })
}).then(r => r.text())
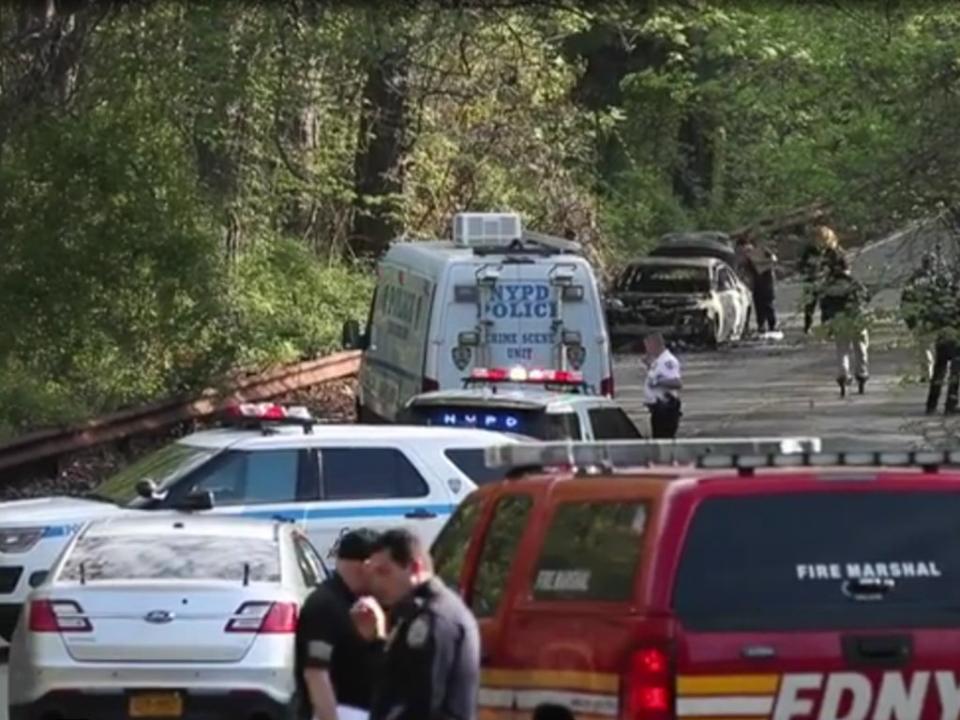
top-left (343, 212), bottom-right (615, 423)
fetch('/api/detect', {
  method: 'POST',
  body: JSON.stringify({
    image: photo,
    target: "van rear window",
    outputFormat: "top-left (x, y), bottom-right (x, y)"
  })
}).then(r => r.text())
top-left (532, 501), bottom-right (647, 601)
top-left (408, 405), bottom-right (581, 440)
top-left (673, 491), bottom-right (960, 631)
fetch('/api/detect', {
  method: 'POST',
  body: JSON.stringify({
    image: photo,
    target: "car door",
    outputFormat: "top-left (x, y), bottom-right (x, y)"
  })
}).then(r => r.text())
top-left (161, 448), bottom-right (313, 525)
top-left (311, 445), bottom-right (452, 562)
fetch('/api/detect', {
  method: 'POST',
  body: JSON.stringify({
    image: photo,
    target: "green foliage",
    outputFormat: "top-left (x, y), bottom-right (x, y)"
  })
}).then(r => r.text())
top-left (4, 1), bottom-right (960, 435)
top-left (228, 239), bottom-right (375, 368)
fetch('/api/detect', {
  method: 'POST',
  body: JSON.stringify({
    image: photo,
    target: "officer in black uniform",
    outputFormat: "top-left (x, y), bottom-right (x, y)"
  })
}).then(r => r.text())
top-left (351, 528), bottom-right (480, 720)
top-left (296, 528), bottom-right (383, 720)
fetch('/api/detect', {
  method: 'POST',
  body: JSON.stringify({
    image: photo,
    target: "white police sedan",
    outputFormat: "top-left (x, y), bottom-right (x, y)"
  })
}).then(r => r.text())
top-left (0, 402), bottom-right (519, 642)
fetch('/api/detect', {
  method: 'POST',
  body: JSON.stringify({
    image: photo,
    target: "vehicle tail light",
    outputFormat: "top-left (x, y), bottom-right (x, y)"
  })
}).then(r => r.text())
top-left (225, 602), bottom-right (298, 634)
top-left (622, 645), bottom-right (672, 720)
top-left (602, 376), bottom-right (615, 397)
top-left (29, 600), bottom-right (92, 633)
top-left (422, 377), bottom-right (439, 393)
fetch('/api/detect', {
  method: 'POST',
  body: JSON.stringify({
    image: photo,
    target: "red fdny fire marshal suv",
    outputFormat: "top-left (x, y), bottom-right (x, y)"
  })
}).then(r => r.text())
top-left (430, 438), bottom-right (960, 720)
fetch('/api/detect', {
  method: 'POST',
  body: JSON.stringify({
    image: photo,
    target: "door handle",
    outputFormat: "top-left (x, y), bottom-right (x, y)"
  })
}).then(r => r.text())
top-left (404, 508), bottom-right (437, 519)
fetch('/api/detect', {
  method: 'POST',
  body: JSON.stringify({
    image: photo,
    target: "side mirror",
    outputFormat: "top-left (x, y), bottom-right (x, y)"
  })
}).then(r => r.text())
top-left (341, 319), bottom-right (362, 350)
top-left (136, 478), bottom-right (161, 500)
top-left (174, 490), bottom-right (214, 512)
top-left (607, 298), bottom-right (626, 311)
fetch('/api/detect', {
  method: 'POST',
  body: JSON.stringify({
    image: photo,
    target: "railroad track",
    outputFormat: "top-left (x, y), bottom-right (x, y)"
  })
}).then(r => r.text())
top-left (0, 351), bottom-right (361, 476)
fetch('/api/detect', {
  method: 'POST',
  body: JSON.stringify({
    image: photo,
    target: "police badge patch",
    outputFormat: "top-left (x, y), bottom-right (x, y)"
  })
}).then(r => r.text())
top-left (406, 615), bottom-right (429, 648)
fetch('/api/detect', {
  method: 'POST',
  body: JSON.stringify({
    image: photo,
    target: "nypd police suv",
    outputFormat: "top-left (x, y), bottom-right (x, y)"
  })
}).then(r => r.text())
top-left (400, 366), bottom-right (643, 441)
top-left (0, 402), bottom-right (519, 643)
top-left (343, 212), bottom-right (614, 423)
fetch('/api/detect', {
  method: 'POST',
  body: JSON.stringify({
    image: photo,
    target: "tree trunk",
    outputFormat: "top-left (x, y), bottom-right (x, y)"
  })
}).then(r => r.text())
top-left (0, 0), bottom-right (95, 154)
top-left (672, 110), bottom-right (715, 210)
top-left (350, 47), bottom-right (410, 259)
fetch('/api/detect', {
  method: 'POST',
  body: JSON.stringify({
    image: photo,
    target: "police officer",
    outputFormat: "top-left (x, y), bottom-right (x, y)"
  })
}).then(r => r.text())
top-left (642, 331), bottom-right (683, 439)
top-left (351, 528), bottom-right (480, 720)
top-left (296, 528), bottom-right (383, 720)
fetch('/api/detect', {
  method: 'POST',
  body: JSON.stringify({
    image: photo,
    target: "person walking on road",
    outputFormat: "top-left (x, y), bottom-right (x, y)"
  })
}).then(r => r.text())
top-left (799, 225), bottom-right (846, 334)
top-left (922, 265), bottom-right (960, 415)
top-left (642, 332), bottom-right (683, 438)
top-left (749, 241), bottom-right (779, 333)
top-left (296, 529), bottom-right (383, 720)
top-left (819, 257), bottom-right (870, 397)
top-left (352, 528), bottom-right (480, 720)
top-left (901, 252), bottom-right (939, 381)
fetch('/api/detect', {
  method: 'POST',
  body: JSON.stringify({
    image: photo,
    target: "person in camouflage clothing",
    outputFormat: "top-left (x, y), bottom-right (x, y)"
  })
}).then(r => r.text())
top-left (900, 252), bottom-right (938, 381)
top-left (819, 256), bottom-right (870, 397)
top-left (914, 260), bottom-right (960, 415)
top-left (799, 226), bottom-right (846, 333)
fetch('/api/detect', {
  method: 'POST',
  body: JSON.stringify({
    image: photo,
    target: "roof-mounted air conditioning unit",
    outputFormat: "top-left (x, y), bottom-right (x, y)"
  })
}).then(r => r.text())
top-left (452, 212), bottom-right (522, 247)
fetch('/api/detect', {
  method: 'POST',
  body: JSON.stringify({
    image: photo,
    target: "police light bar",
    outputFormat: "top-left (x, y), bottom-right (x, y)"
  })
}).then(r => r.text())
top-left (484, 438), bottom-right (823, 471)
top-left (222, 402), bottom-right (315, 431)
top-left (485, 440), bottom-right (960, 474)
top-left (468, 367), bottom-right (584, 385)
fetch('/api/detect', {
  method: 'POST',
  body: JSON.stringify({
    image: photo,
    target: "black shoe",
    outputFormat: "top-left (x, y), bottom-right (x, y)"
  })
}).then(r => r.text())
top-left (838, 378), bottom-right (847, 397)
top-left (857, 377), bottom-right (867, 395)
top-left (946, 407), bottom-right (958, 416)
top-left (926, 406), bottom-right (938, 415)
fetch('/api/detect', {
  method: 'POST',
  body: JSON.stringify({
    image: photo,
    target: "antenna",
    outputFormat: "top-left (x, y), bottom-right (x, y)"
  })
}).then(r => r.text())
top-left (242, 563), bottom-right (250, 586)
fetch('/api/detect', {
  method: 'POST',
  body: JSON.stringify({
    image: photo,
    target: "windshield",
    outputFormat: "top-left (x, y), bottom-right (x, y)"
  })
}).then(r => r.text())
top-left (618, 265), bottom-right (710, 294)
top-left (93, 443), bottom-right (219, 506)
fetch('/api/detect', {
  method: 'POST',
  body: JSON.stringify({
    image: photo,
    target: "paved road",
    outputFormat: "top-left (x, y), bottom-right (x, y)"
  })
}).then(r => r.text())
top-left (614, 327), bottom-right (938, 450)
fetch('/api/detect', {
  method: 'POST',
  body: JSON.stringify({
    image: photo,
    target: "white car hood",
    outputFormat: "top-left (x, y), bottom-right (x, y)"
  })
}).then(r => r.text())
top-left (0, 496), bottom-right (132, 528)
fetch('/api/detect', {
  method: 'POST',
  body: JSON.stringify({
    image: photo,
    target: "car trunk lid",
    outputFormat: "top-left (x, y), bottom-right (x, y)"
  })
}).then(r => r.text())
top-left (51, 583), bottom-right (286, 663)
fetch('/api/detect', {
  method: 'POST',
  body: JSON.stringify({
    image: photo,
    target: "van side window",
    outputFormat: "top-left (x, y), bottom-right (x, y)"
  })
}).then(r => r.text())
top-left (471, 494), bottom-right (533, 617)
top-left (432, 497), bottom-right (483, 589)
top-left (532, 501), bottom-right (647, 601)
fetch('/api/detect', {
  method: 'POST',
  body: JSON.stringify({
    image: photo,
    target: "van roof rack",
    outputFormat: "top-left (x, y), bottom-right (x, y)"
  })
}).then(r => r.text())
top-left (485, 439), bottom-right (960, 477)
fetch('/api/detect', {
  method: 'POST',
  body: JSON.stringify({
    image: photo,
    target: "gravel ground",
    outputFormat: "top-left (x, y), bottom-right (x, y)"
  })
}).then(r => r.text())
top-left (0, 378), bottom-right (358, 501)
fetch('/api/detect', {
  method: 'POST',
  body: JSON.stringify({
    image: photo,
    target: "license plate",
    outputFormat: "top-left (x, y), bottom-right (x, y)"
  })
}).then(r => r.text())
top-left (128, 692), bottom-right (183, 718)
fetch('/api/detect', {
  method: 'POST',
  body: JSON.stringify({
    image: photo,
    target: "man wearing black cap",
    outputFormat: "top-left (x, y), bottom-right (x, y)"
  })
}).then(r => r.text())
top-left (297, 528), bottom-right (385, 720)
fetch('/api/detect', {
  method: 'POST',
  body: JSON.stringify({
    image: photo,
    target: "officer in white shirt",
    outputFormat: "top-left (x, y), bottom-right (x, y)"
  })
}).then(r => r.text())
top-left (642, 332), bottom-right (683, 438)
